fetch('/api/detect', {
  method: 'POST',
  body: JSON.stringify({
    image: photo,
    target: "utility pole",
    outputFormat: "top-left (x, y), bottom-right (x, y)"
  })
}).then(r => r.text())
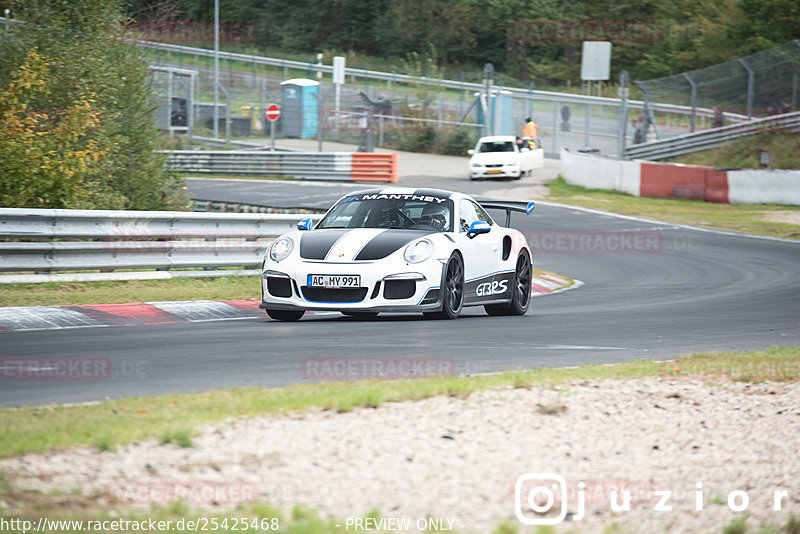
top-left (213, 0), bottom-right (219, 139)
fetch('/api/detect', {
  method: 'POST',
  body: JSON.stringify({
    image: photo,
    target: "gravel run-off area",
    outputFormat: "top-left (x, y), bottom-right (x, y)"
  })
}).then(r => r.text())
top-left (2, 378), bottom-right (800, 533)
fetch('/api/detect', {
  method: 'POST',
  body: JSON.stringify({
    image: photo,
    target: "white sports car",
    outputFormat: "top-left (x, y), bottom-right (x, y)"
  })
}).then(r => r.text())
top-left (260, 188), bottom-right (534, 321)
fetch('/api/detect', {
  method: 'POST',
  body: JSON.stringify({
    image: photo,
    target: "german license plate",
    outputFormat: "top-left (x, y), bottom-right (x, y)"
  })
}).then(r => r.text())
top-left (307, 274), bottom-right (360, 288)
top-left (488, 169), bottom-right (503, 174)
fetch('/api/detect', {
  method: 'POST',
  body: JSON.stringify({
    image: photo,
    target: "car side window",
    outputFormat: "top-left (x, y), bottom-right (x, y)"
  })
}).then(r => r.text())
top-left (459, 199), bottom-right (477, 233)
top-left (459, 199), bottom-right (493, 232)
top-left (473, 202), bottom-right (494, 226)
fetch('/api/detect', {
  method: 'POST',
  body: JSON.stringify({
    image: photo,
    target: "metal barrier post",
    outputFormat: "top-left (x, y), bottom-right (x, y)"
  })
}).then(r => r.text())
top-left (552, 101), bottom-right (559, 155)
top-left (483, 63), bottom-right (494, 136)
top-left (216, 82), bottom-right (231, 144)
top-left (683, 72), bottom-right (697, 132)
top-left (584, 103), bottom-right (590, 147)
top-left (739, 58), bottom-right (754, 120)
top-left (617, 71), bottom-right (629, 158)
top-left (527, 81), bottom-right (534, 121)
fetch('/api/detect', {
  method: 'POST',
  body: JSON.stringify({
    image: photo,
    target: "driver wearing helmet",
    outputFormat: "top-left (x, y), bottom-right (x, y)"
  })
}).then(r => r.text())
top-left (421, 202), bottom-right (450, 231)
top-left (370, 199), bottom-right (405, 228)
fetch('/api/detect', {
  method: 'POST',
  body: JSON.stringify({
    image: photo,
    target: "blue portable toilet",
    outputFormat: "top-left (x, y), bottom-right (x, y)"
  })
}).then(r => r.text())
top-left (494, 90), bottom-right (514, 135)
top-left (280, 79), bottom-right (319, 138)
top-left (476, 90), bottom-right (514, 136)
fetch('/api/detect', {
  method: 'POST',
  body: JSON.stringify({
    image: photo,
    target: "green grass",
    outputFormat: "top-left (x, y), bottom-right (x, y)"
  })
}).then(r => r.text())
top-left (546, 177), bottom-right (800, 240)
top-left (672, 132), bottom-right (800, 170)
top-left (160, 428), bottom-right (194, 448)
top-left (1, 347), bottom-right (797, 459)
top-left (0, 276), bottom-right (260, 307)
top-left (719, 516), bottom-right (800, 534)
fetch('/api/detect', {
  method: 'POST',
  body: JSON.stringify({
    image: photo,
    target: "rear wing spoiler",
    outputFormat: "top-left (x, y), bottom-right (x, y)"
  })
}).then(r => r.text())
top-left (477, 200), bottom-right (535, 226)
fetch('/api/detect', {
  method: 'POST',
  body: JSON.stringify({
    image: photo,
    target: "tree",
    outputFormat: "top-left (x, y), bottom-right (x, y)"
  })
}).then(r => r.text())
top-left (0, 50), bottom-right (124, 208)
top-left (727, 0), bottom-right (800, 56)
top-left (0, 0), bottom-right (184, 210)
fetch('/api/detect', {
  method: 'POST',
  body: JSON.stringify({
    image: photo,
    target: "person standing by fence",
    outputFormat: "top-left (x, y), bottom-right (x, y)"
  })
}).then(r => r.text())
top-left (522, 117), bottom-right (538, 149)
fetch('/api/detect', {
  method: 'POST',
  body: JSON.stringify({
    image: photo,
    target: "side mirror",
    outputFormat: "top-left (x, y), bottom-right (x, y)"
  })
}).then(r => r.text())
top-left (297, 218), bottom-right (313, 231)
top-left (467, 149), bottom-right (475, 156)
top-left (467, 221), bottom-right (491, 239)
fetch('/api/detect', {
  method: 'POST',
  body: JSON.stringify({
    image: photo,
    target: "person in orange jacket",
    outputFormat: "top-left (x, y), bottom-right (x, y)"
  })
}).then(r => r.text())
top-left (522, 117), bottom-right (538, 149)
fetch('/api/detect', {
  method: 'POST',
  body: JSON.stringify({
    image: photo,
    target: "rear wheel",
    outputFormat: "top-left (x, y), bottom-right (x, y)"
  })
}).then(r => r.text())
top-left (424, 253), bottom-right (464, 319)
top-left (265, 309), bottom-right (304, 321)
top-left (485, 251), bottom-right (532, 316)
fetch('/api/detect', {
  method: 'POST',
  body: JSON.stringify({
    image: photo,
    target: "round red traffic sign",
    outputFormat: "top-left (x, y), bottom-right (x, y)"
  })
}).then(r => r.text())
top-left (265, 104), bottom-right (280, 122)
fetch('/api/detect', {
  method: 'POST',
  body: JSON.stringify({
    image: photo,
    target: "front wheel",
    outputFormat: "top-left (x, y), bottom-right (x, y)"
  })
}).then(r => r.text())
top-left (265, 309), bottom-right (304, 321)
top-left (485, 251), bottom-right (532, 316)
top-left (424, 253), bottom-right (464, 319)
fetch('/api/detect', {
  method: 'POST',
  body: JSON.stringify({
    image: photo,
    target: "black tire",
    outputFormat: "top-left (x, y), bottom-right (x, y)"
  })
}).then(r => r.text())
top-left (485, 251), bottom-right (532, 316)
top-left (424, 253), bottom-right (464, 319)
top-left (265, 309), bottom-right (304, 321)
top-left (341, 311), bottom-right (379, 318)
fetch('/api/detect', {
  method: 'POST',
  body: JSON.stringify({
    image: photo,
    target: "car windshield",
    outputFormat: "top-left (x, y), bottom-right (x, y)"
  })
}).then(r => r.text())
top-left (317, 194), bottom-right (454, 231)
top-left (478, 141), bottom-right (515, 153)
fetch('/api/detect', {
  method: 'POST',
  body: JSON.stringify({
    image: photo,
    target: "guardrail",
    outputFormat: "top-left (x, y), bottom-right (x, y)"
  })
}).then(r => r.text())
top-left (0, 208), bottom-right (322, 282)
top-left (624, 111), bottom-right (800, 160)
top-left (190, 136), bottom-right (295, 150)
top-left (161, 150), bottom-right (398, 182)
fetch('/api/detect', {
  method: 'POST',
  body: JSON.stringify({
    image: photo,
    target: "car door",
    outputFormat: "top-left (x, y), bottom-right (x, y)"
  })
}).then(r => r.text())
top-left (456, 199), bottom-right (504, 304)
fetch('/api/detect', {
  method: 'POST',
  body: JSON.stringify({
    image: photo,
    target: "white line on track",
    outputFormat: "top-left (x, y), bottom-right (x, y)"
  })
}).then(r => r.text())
top-left (534, 200), bottom-right (800, 244)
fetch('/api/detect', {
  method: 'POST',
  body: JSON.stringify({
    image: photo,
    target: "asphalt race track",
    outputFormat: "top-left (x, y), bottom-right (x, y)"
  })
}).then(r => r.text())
top-left (1, 180), bottom-right (799, 407)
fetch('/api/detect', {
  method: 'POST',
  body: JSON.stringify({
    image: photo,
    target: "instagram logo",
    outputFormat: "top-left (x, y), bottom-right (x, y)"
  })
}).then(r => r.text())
top-left (514, 473), bottom-right (569, 525)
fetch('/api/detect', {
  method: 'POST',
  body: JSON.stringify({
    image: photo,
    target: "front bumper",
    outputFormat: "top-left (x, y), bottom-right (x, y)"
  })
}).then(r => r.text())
top-left (469, 166), bottom-right (521, 179)
top-left (260, 259), bottom-right (445, 313)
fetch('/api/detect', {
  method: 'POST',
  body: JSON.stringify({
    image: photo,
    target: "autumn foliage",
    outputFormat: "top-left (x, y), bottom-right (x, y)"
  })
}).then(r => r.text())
top-left (0, 0), bottom-right (185, 210)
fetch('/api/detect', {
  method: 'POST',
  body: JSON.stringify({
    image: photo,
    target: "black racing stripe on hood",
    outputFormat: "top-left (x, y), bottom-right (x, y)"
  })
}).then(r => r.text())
top-left (299, 229), bottom-right (350, 260)
top-left (355, 229), bottom-right (435, 261)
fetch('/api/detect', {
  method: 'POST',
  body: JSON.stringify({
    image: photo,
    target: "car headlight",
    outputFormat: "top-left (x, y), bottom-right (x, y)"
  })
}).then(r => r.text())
top-left (404, 238), bottom-right (434, 263)
top-left (269, 236), bottom-right (294, 262)
top-left (471, 162), bottom-right (481, 168)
